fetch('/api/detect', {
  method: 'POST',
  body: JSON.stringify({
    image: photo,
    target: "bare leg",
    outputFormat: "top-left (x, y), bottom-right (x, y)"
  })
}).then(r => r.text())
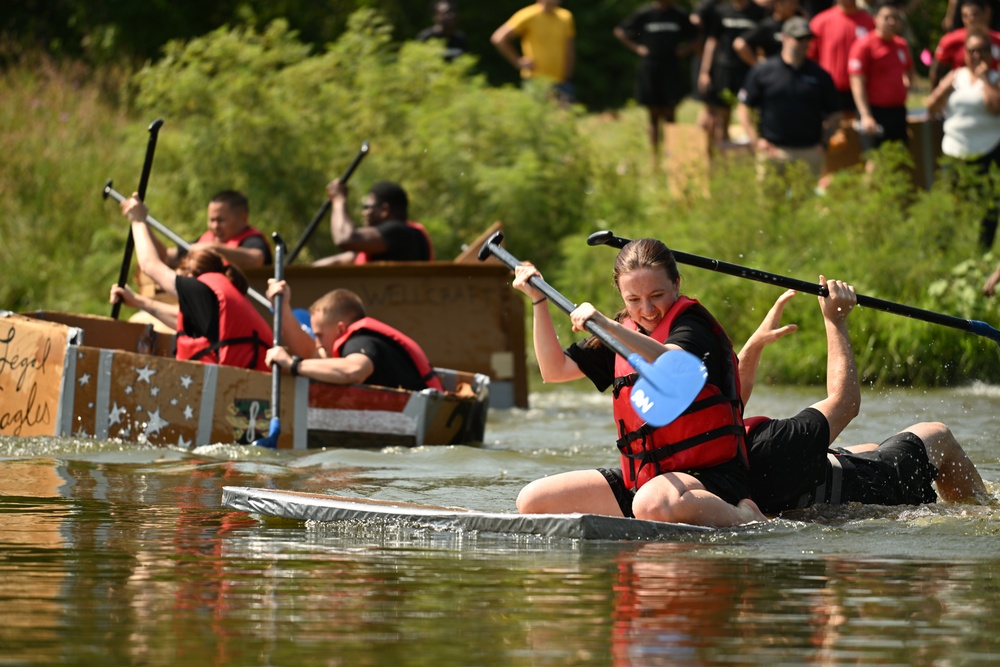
top-left (632, 473), bottom-right (767, 527)
top-left (904, 422), bottom-right (989, 503)
top-left (648, 107), bottom-right (664, 165)
top-left (516, 469), bottom-right (625, 516)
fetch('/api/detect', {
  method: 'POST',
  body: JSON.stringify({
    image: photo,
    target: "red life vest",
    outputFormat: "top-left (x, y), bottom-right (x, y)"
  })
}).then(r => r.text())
top-left (353, 221), bottom-right (435, 264)
top-left (174, 272), bottom-right (273, 371)
top-left (744, 416), bottom-right (771, 435)
top-left (612, 296), bottom-right (748, 491)
top-left (330, 316), bottom-right (445, 391)
top-left (196, 225), bottom-right (270, 264)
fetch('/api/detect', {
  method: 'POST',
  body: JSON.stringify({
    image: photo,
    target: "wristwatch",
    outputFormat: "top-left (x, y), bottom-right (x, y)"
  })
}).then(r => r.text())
top-left (290, 356), bottom-right (302, 377)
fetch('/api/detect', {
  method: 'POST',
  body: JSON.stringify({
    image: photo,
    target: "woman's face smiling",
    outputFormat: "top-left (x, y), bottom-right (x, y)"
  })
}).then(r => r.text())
top-left (618, 267), bottom-right (679, 333)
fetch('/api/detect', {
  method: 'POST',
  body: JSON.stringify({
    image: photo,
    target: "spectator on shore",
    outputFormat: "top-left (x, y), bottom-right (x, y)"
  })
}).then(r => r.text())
top-left (417, 0), bottom-right (468, 62)
top-left (927, 29), bottom-right (1000, 251)
top-left (264, 282), bottom-right (444, 392)
top-left (848, 0), bottom-right (913, 156)
top-left (491, 0), bottom-right (576, 104)
top-left (614, 0), bottom-right (699, 166)
top-left (312, 180), bottom-right (434, 266)
top-left (944, 0), bottom-right (1000, 31)
top-left (808, 0), bottom-right (875, 114)
top-left (697, 0), bottom-right (767, 145)
top-left (931, 0), bottom-right (1000, 87)
top-left (734, 0), bottom-right (804, 66)
top-left (737, 17), bottom-right (841, 178)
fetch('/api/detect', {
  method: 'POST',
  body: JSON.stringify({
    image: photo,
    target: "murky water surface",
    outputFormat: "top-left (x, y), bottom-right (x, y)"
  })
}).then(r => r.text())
top-left (2, 385), bottom-right (1000, 666)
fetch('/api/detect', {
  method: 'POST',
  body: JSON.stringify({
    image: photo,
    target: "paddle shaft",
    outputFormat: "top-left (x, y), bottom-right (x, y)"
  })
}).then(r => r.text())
top-left (477, 232), bottom-right (639, 361)
top-left (271, 233), bottom-right (286, 430)
top-left (588, 231), bottom-right (1000, 344)
top-left (103, 182), bottom-right (272, 311)
top-left (112, 119), bottom-right (163, 319)
top-left (286, 141), bottom-right (370, 265)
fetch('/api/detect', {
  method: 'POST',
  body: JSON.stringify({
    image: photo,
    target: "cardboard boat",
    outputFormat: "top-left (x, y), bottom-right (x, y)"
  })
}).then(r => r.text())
top-left (220, 487), bottom-right (713, 540)
top-left (0, 311), bottom-right (489, 449)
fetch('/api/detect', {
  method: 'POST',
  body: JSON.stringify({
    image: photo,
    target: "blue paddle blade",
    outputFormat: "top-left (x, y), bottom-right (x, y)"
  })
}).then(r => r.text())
top-left (252, 417), bottom-right (281, 449)
top-left (626, 350), bottom-right (707, 427)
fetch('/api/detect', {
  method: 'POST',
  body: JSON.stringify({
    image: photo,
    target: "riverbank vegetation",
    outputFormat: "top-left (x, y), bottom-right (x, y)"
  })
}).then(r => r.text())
top-left (3, 11), bottom-right (999, 387)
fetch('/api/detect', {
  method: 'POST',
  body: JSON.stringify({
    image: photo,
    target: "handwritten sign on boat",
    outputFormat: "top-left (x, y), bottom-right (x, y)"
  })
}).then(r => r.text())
top-left (0, 314), bottom-right (73, 437)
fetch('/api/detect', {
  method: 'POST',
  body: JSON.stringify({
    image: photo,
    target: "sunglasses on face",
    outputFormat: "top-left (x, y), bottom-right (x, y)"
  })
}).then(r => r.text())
top-left (968, 46), bottom-right (991, 55)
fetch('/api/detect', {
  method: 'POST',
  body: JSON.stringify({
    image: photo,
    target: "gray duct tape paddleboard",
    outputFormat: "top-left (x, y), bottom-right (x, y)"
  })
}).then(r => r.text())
top-left (221, 486), bottom-right (713, 540)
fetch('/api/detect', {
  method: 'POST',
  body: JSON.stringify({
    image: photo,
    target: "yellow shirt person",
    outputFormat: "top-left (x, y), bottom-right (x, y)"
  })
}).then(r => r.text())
top-left (492, 1), bottom-right (576, 86)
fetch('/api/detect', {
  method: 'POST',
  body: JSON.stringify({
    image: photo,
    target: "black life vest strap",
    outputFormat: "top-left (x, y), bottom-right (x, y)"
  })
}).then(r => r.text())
top-left (612, 373), bottom-right (638, 399)
top-left (618, 424), bottom-right (745, 464)
top-left (189, 330), bottom-right (268, 369)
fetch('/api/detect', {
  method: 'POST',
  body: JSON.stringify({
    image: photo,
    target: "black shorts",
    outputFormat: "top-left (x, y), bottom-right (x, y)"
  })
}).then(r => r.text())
top-left (636, 58), bottom-right (685, 109)
top-left (598, 457), bottom-right (750, 519)
top-left (703, 63), bottom-right (749, 108)
top-left (836, 432), bottom-right (939, 506)
top-left (865, 105), bottom-right (909, 150)
top-left (747, 408), bottom-right (831, 514)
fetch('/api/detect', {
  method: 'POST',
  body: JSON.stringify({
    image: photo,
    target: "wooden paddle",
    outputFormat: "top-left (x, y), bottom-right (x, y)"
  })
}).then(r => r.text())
top-left (286, 141), bottom-right (370, 265)
top-left (252, 232), bottom-right (287, 449)
top-left (588, 230), bottom-right (1000, 345)
top-left (102, 181), bottom-right (272, 311)
top-left (478, 231), bottom-right (707, 427)
top-left (111, 119), bottom-right (163, 319)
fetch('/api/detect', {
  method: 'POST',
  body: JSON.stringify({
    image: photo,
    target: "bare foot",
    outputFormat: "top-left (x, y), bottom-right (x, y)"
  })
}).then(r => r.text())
top-left (736, 498), bottom-right (769, 524)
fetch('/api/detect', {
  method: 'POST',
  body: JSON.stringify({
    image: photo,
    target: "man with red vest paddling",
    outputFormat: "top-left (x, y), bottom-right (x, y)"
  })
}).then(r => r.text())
top-left (264, 281), bottom-right (443, 392)
top-left (154, 190), bottom-right (272, 271)
top-left (112, 194), bottom-right (273, 371)
top-left (312, 180), bottom-right (434, 266)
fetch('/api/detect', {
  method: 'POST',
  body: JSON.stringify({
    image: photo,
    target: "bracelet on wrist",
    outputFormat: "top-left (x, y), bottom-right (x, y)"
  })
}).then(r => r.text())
top-left (290, 355), bottom-right (302, 377)
top-left (532, 297), bottom-right (547, 306)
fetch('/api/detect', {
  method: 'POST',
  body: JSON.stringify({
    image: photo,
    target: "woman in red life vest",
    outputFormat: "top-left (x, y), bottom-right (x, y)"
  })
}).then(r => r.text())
top-left (511, 238), bottom-right (766, 527)
top-left (312, 180), bottom-right (434, 266)
top-left (110, 193), bottom-right (272, 371)
top-left (264, 280), bottom-right (443, 392)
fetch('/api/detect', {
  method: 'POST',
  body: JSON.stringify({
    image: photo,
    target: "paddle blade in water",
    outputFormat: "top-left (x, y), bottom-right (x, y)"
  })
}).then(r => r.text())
top-left (627, 350), bottom-right (707, 427)
top-left (252, 418), bottom-right (281, 449)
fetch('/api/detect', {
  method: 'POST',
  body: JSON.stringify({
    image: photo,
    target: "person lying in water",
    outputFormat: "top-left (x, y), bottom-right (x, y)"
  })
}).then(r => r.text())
top-left (264, 280), bottom-right (443, 392)
top-left (739, 286), bottom-right (991, 514)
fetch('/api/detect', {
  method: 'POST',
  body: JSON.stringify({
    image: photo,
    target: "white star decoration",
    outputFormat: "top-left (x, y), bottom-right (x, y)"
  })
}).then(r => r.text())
top-left (183, 405), bottom-right (194, 420)
top-left (136, 364), bottom-right (156, 384)
top-left (180, 375), bottom-right (193, 389)
top-left (177, 435), bottom-right (192, 448)
top-left (143, 408), bottom-right (169, 437)
top-left (78, 373), bottom-right (91, 386)
top-left (151, 386), bottom-right (160, 397)
top-left (108, 402), bottom-right (126, 426)
top-left (125, 385), bottom-right (133, 395)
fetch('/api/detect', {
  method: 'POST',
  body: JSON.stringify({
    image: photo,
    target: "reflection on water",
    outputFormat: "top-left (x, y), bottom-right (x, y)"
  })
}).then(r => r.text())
top-left (1, 386), bottom-right (1000, 665)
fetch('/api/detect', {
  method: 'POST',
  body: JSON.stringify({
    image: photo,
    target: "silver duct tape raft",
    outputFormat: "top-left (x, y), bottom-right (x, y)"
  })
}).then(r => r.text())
top-left (221, 486), bottom-right (713, 540)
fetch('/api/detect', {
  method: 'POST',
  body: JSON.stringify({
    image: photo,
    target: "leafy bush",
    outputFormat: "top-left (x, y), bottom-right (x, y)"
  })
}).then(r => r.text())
top-left (3, 10), bottom-right (999, 388)
top-left (129, 12), bottom-right (590, 266)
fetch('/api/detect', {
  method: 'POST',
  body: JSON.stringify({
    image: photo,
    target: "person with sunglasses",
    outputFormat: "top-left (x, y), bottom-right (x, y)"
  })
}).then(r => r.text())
top-left (927, 29), bottom-right (1000, 254)
top-left (737, 17), bottom-right (841, 178)
top-left (312, 180), bottom-right (435, 266)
